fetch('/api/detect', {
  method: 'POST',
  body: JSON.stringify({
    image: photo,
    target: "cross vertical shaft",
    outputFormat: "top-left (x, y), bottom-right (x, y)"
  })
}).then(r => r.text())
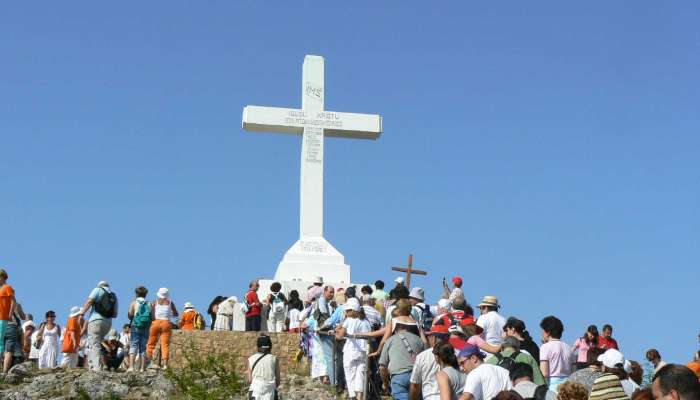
top-left (300, 56), bottom-right (324, 238)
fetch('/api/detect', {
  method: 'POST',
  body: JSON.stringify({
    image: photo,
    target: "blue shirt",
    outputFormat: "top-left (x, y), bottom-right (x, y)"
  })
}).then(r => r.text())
top-left (324, 304), bottom-right (346, 329)
top-left (88, 287), bottom-right (118, 322)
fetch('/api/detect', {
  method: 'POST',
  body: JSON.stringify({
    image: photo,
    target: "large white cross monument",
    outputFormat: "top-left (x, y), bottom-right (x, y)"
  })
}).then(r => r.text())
top-left (242, 55), bottom-right (382, 285)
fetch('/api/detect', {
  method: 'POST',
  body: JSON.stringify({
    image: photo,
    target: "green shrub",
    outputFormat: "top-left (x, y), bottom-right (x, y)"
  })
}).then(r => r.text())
top-left (165, 341), bottom-right (245, 400)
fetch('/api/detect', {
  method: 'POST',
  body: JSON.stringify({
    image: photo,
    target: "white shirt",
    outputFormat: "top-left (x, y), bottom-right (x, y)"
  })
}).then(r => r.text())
top-left (462, 363), bottom-right (513, 400)
top-left (288, 309), bottom-right (301, 330)
top-left (410, 347), bottom-right (440, 400)
top-left (449, 287), bottom-right (464, 301)
top-left (342, 317), bottom-right (371, 355)
top-left (476, 311), bottom-right (506, 346)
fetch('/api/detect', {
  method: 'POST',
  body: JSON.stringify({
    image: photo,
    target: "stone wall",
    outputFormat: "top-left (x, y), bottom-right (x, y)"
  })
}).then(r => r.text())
top-left (165, 330), bottom-right (308, 376)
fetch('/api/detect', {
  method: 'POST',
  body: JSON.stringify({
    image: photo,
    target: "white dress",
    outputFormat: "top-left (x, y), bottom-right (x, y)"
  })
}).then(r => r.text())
top-left (232, 302), bottom-right (246, 332)
top-left (38, 325), bottom-right (60, 369)
top-left (214, 300), bottom-right (235, 331)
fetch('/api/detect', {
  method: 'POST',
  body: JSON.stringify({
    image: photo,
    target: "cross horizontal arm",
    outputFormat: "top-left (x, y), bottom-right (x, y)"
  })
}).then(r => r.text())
top-left (242, 105), bottom-right (382, 140)
top-left (391, 267), bottom-right (428, 275)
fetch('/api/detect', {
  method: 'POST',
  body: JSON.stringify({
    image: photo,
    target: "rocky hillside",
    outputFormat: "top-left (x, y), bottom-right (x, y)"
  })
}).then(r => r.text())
top-left (0, 362), bottom-right (339, 400)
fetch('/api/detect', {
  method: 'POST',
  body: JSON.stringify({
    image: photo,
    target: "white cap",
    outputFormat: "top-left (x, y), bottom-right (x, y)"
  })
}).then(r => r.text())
top-left (395, 277), bottom-right (405, 284)
top-left (69, 306), bottom-right (82, 318)
top-left (598, 349), bottom-right (625, 369)
top-left (98, 280), bottom-right (109, 288)
top-left (345, 298), bottom-right (361, 312)
top-left (409, 287), bottom-right (425, 301)
top-left (228, 296), bottom-right (238, 303)
top-left (157, 288), bottom-right (170, 299)
top-left (313, 276), bottom-right (323, 284)
top-left (438, 299), bottom-right (452, 310)
top-left (184, 302), bottom-right (194, 309)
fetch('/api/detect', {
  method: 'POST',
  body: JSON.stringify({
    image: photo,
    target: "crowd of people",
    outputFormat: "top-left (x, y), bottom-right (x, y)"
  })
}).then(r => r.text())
top-left (0, 268), bottom-right (699, 400)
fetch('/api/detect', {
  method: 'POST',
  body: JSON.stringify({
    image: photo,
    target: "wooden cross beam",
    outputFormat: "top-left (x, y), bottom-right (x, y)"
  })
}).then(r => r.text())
top-left (391, 254), bottom-right (428, 289)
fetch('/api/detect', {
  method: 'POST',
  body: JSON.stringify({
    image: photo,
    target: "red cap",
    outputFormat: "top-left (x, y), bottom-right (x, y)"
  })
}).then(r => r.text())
top-left (459, 315), bottom-right (484, 335)
top-left (452, 277), bottom-right (463, 286)
top-left (429, 322), bottom-right (451, 336)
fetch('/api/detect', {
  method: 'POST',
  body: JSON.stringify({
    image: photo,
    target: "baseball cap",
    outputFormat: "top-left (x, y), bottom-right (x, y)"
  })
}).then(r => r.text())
top-left (428, 321), bottom-right (450, 337)
top-left (457, 344), bottom-right (483, 359)
top-left (257, 335), bottom-right (272, 350)
top-left (395, 276), bottom-right (405, 284)
top-left (598, 349), bottom-right (625, 369)
top-left (345, 298), bottom-right (361, 312)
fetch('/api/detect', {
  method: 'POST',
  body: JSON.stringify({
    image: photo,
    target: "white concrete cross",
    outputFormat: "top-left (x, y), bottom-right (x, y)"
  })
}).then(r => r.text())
top-left (242, 55), bottom-right (382, 284)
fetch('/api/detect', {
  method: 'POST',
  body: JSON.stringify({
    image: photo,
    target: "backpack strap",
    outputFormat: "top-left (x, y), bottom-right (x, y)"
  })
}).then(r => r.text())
top-left (251, 353), bottom-right (269, 374)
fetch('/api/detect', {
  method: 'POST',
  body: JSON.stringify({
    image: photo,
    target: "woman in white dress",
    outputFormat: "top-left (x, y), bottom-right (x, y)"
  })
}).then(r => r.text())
top-left (37, 310), bottom-right (61, 369)
top-left (213, 296), bottom-right (237, 331)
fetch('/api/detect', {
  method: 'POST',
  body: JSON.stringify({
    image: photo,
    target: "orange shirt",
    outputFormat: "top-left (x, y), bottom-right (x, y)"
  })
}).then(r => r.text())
top-left (179, 310), bottom-right (197, 331)
top-left (61, 316), bottom-right (81, 353)
top-left (0, 284), bottom-right (15, 321)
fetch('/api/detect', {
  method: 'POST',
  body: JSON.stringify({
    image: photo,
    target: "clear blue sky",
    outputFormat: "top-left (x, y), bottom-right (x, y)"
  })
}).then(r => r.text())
top-left (1, 3), bottom-right (698, 364)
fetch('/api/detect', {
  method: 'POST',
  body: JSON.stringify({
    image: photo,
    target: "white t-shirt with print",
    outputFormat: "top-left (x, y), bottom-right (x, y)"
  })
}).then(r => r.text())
top-left (476, 311), bottom-right (506, 346)
top-left (409, 347), bottom-right (440, 400)
top-left (462, 363), bottom-right (513, 400)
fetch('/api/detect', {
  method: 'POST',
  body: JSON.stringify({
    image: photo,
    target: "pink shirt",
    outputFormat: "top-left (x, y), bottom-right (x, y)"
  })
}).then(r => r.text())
top-left (573, 337), bottom-right (592, 363)
top-left (540, 339), bottom-right (573, 377)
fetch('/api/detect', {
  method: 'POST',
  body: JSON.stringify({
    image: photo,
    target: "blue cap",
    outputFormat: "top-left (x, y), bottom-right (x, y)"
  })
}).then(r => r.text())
top-left (457, 344), bottom-right (484, 359)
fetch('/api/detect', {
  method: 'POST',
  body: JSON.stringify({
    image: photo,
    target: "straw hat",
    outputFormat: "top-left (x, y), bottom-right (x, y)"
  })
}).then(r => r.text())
top-left (157, 288), bottom-right (170, 299)
top-left (478, 295), bottom-right (499, 308)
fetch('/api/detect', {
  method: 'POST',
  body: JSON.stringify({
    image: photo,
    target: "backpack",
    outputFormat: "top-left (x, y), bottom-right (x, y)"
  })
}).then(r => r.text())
top-left (416, 304), bottom-right (434, 332)
top-left (132, 299), bottom-right (151, 328)
top-left (494, 350), bottom-right (520, 373)
top-left (94, 287), bottom-right (118, 318)
top-left (271, 292), bottom-right (286, 316)
top-left (532, 385), bottom-right (549, 400)
top-left (193, 312), bottom-right (205, 330)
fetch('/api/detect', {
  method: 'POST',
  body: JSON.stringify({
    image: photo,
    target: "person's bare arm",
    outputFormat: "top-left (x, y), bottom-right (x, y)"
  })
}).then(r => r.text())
top-left (540, 360), bottom-right (549, 379)
top-left (246, 365), bottom-right (253, 384)
top-left (127, 301), bottom-right (135, 320)
top-left (171, 302), bottom-right (179, 317)
top-left (437, 370), bottom-right (453, 400)
top-left (81, 297), bottom-right (94, 316)
top-left (409, 383), bottom-right (422, 400)
top-left (477, 342), bottom-right (501, 354)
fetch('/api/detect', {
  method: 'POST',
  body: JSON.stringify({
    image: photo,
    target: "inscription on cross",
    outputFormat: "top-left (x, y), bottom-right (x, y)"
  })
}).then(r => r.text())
top-left (391, 254), bottom-right (428, 289)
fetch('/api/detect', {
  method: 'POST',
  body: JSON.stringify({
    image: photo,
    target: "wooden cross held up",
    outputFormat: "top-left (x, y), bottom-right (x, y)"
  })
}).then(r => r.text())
top-left (391, 254), bottom-right (428, 289)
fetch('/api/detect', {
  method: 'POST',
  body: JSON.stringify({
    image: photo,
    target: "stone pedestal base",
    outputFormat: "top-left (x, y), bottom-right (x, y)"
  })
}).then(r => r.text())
top-left (274, 236), bottom-right (351, 284)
